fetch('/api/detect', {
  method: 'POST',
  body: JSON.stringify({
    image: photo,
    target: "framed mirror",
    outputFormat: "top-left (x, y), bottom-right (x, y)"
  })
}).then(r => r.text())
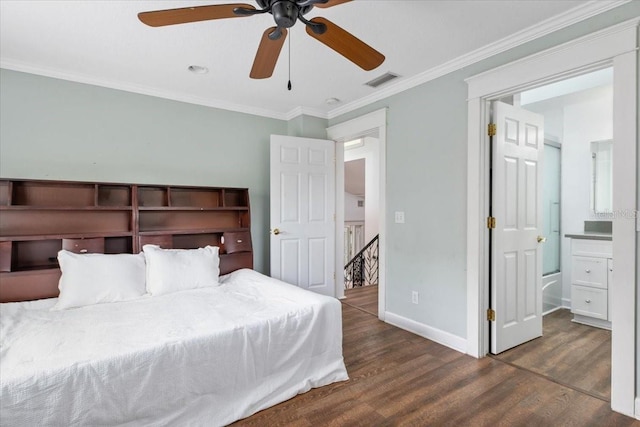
top-left (590, 139), bottom-right (613, 213)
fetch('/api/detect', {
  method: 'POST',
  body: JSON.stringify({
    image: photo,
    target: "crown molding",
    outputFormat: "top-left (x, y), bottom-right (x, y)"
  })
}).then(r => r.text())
top-left (1, 0), bottom-right (630, 123)
top-left (285, 106), bottom-right (328, 121)
top-left (326, 0), bottom-right (631, 120)
top-left (465, 16), bottom-right (639, 99)
top-left (0, 59), bottom-right (291, 121)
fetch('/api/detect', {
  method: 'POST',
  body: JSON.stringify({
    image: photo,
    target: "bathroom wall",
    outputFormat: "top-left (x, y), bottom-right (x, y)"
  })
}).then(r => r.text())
top-left (525, 84), bottom-right (613, 304)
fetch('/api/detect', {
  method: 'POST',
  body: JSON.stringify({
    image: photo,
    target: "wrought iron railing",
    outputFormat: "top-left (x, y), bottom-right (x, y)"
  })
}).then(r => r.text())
top-left (344, 234), bottom-right (378, 289)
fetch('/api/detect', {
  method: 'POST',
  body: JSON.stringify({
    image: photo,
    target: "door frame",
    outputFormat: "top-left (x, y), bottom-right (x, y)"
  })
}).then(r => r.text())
top-left (465, 19), bottom-right (638, 416)
top-left (269, 135), bottom-right (336, 295)
top-left (327, 108), bottom-right (387, 320)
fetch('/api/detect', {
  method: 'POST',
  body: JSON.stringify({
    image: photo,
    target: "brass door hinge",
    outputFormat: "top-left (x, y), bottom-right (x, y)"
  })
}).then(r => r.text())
top-left (488, 123), bottom-right (496, 137)
top-left (487, 216), bottom-right (496, 229)
top-left (487, 309), bottom-right (496, 322)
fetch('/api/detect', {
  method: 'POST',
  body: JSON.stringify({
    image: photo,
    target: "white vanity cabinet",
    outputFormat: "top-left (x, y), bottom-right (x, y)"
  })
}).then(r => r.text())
top-left (569, 238), bottom-right (612, 329)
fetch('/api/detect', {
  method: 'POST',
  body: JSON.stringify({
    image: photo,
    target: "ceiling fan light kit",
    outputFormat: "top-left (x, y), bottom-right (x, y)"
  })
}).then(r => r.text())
top-left (138, 0), bottom-right (385, 80)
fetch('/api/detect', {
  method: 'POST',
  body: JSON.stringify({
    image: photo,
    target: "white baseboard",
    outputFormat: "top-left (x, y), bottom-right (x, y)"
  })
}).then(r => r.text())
top-left (542, 305), bottom-right (565, 316)
top-left (572, 314), bottom-right (612, 330)
top-left (635, 397), bottom-right (640, 420)
top-left (384, 311), bottom-right (467, 354)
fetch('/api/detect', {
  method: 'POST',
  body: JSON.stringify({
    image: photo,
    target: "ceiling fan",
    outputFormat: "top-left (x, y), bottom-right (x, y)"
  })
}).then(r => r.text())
top-left (138, 0), bottom-right (385, 79)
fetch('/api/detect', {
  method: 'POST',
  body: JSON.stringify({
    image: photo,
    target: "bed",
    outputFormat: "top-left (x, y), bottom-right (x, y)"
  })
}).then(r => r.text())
top-left (0, 179), bottom-right (348, 426)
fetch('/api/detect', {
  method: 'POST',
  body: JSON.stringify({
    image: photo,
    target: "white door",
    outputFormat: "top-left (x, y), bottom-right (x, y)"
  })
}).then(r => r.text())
top-left (491, 101), bottom-right (544, 354)
top-left (270, 135), bottom-right (336, 296)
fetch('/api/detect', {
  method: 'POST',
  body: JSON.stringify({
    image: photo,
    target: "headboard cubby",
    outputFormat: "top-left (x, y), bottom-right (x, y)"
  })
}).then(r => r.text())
top-left (0, 179), bottom-right (253, 302)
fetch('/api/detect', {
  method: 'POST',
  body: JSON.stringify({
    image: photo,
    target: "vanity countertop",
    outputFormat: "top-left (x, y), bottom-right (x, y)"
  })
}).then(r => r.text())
top-left (564, 231), bottom-right (612, 241)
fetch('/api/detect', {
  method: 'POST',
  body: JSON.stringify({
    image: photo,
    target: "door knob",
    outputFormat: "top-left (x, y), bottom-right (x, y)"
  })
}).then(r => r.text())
top-left (272, 228), bottom-right (281, 235)
top-left (537, 236), bottom-right (547, 243)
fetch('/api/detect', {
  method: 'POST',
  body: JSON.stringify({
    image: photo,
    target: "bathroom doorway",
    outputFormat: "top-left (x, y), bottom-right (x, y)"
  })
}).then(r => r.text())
top-left (492, 68), bottom-right (613, 401)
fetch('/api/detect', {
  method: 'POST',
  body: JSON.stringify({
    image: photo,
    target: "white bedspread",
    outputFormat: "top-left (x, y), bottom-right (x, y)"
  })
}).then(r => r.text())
top-left (0, 269), bottom-right (348, 426)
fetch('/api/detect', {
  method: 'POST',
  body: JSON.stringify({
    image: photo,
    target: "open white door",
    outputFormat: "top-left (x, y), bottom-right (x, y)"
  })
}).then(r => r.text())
top-left (491, 101), bottom-right (544, 354)
top-left (270, 135), bottom-right (336, 296)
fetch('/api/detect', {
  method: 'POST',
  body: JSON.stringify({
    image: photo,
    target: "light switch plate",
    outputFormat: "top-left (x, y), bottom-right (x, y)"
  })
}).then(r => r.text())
top-left (395, 211), bottom-right (405, 224)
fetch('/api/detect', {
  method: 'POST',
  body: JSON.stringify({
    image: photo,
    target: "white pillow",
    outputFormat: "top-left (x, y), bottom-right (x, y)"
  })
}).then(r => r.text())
top-left (142, 245), bottom-right (220, 296)
top-left (54, 251), bottom-right (147, 310)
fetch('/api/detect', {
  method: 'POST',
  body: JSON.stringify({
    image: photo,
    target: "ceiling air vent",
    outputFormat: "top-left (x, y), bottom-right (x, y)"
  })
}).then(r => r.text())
top-left (365, 72), bottom-right (399, 88)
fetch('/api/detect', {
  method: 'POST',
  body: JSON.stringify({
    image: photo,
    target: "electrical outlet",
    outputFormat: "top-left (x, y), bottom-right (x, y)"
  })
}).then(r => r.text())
top-left (395, 211), bottom-right (405, 224)
top-left (411, 291), bottom-right (419, 304)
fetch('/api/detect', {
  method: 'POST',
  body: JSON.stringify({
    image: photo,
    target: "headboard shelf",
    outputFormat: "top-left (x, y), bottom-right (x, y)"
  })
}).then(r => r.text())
top-left (138, 227), bottom-right (249, 236)
top-left (0, 206), bottom-right (134, 211)
top-left (0, 179), bottom-right (253, 302)
top-left (0, 232), bottom-right (134, 242)
top-left (137, 206), bottom-right (248, 212)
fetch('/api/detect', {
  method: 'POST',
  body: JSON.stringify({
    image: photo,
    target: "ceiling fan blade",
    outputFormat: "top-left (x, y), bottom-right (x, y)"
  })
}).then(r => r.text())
top-left (138, 4), bottom-right (256, 27)
top-left (305, 17), bottom-right (384, 71)
top-left (313, 0), bottom-right (353, 8)
top-left (250, 27), bottom-right (288, 79)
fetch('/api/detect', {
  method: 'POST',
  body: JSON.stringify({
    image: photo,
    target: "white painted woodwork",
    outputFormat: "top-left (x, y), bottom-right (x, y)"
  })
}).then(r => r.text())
top-left (270, 135), bottom-right (336, 296)
top-left (572, 285), bottom-right (608, 320)
top-left (466, 18), bottom-right (638, 416)
top-left (327, 108), bottom-right (387, 316)
top-left (572, 256), bottom-right (608, 289)
top-left (491, 101), bottom-right (544, 354)
top-left (569, 238), bottom-right (612, 329)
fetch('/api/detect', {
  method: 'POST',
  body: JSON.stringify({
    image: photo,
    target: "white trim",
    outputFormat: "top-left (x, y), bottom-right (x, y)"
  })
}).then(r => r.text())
top-left (466, 19), bottom-right (638, 416)
top-left (385, 311), bottom-right (467, 354)
top-left (2, 2), bottom-right (629, 122)
top-left (465, 18), bottom-right (639, 99)
top-left (327, 1), bottom-right (630, 120)
top-left (335, 139), bottom-right (346, 300)
top-left (328, 109), bottom-right (387, 141)
top-left (0, 59), bottom-right (293, 121)
top-left (542, 305), bottom-right (565, 316)
top-left (610, 48), bottom-right (637, 417)
top-left (465, 97), bottom-right (485, 358)
top-left (572, 315), bottom-right (611, 330)
top-left (327, 108), bottom-right (387, 320)
top-left (284, 106), bottom-right (329, 121)
top-left (635, 397), bottom-right (640, 420)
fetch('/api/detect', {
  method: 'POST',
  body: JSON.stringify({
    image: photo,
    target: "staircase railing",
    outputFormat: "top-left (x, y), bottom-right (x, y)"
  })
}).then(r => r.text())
top-left (344, 234), bottom-right (378, 289)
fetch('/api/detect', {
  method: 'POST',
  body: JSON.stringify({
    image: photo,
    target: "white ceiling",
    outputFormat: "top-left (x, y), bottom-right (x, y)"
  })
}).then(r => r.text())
top-left (0, 1), bottom-right (625, 120)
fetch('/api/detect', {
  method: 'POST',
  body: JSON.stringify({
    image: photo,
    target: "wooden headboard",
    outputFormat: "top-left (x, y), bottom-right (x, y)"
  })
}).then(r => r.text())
top-left (0, 179), bottom-right (253, 303)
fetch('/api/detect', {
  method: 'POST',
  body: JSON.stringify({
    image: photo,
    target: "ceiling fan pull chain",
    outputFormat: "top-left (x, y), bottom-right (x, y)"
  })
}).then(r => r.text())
top-left (288, 31), bottom-right (292, 91)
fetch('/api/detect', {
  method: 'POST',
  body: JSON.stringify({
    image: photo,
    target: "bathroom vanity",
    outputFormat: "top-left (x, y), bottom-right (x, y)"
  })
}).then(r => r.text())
top-left (565, 225), bottom-right (612, 330)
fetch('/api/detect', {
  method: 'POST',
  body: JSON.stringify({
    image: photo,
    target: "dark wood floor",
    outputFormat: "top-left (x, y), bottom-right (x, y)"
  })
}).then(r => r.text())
top-left (493, 308), bottom-right (612, 401)
top-left (233, 303), bottom-right (637, 426)
top-left (344, 288), bottom-right (612, 400)
top-left (344, 285), bottom-right (378, 316)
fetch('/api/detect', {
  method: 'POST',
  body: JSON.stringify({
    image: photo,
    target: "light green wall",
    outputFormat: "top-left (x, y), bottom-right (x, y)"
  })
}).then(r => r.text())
top-left (287, 114), bottom-right (329, 139)
top-left (1, 1), bottom-right (638, 346)
top-left (0, 69), bottom-right (288, 273)
top-left (329, 2), bottom-right (640, 338)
